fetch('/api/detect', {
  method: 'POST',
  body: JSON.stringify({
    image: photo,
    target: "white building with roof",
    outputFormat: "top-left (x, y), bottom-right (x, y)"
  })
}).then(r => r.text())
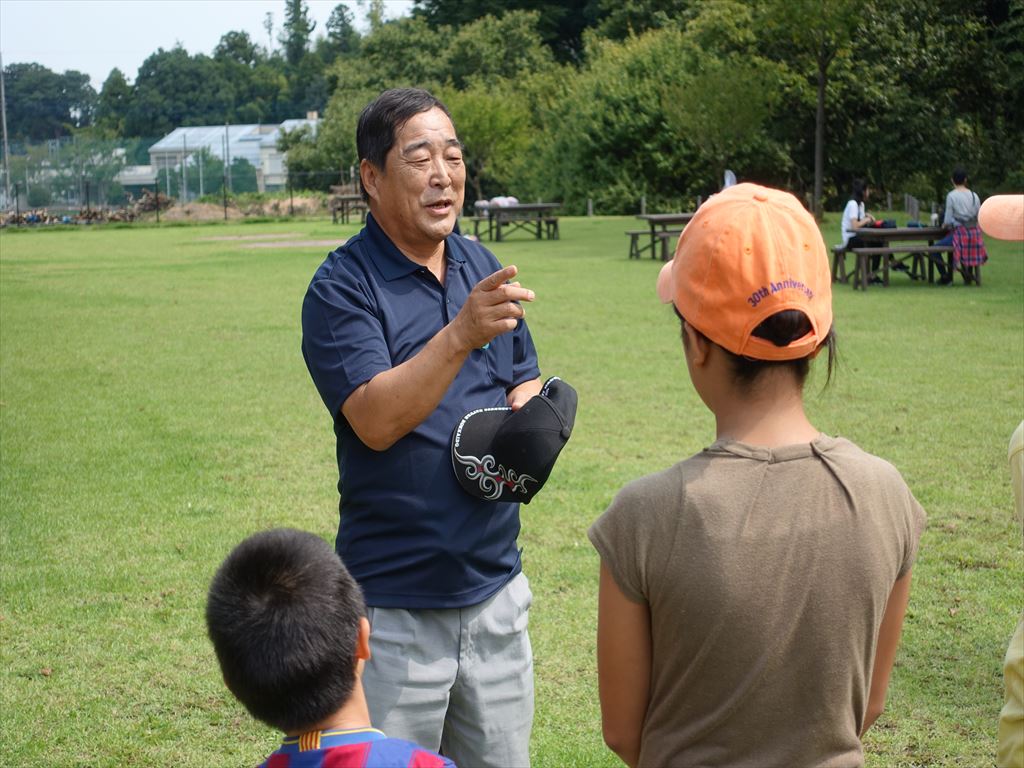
top-left (113, 164), bottom-right (159, 196)
top-left (147, 116), bottom-right (319, 195)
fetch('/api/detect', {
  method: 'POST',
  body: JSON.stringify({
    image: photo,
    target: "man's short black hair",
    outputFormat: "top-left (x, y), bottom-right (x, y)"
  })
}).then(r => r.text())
top-left (952, 167), bottom-right (969, 185)
top-left (356, 88), bottom-right (454, 202)
top-left (206, 528), bottom-right (365, 733)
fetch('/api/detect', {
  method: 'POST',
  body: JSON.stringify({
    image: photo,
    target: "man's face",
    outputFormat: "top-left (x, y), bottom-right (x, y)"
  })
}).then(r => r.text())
top-left (364, 107), bottom-right (465, 252)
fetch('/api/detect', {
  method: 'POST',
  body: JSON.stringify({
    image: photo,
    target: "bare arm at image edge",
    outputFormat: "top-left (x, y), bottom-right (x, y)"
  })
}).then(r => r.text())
top-left (862, 571), bottom-right (913, 737)
top-left (597, 561), bottom-right (652, 768)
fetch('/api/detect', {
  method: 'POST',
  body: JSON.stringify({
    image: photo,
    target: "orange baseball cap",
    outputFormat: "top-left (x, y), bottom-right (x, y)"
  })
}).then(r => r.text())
top-left (978, 194), bottom-right (1023, 241)
top-left (656, 183), bottom-right (832, 361)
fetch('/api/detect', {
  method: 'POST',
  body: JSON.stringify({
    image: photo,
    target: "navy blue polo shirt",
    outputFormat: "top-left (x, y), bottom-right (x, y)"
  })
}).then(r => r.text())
top-left (301, 214), bottom-right (540, 609)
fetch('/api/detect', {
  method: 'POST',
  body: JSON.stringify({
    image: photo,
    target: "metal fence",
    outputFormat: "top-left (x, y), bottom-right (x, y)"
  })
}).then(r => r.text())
top-left (0, 135), bottom-right (351, 215)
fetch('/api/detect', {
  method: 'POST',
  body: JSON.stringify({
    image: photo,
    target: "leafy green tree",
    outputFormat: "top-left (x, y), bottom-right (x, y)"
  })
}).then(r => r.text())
top-left (277, 97), bottom-right (364, 189)
top-left (95, 68), bottom-right (132, 135)
top-left (228, 157), bottom-right (259, 193)
top-left (66, 136), bottom-right (125, 205)
top-left (285, 51), bottom-right (331, 117)
top-left (329, 16), bottom-right (448, 91)
top-left (986, 0), bottom-right (1024, 189)
top-left (124, 47), bottom-right (233, 136)
top-left (524, 3), bottom-right (800, 213)
top-left (3, 63), bottom-right (96, 140)
top-left (412, 0), bottom-right (602, 62)
top-left (213, 32), bottom-right (289, 124)
top-left (27, 183), bottom-right (52, 208)
top-left (8, 144), bottom-right (48, 203)
top-left (281, 0), bottom-right (316, 66)
top-left (437, 81), bottom-right (533, 204)
top-left (756, 0), bottom-right (860, 217)
top-left (326, 11), bottom-right (553, 99)
top-left (802, 0), bottom-right (1020, 206)
top-left (592, 0), bottom-right (693, 39)
top-left (443, 10), bottom-right (555, 88)
top-left (320, 3), bottom-right (361, 58)
top-left (530, 28), bottom-right (694, 212)
top-left (661, 1), bottom-right (792, 189)
top-left (277, 123), bottom-right (345, 191)
top-left (304, 10), bottom-right (555, 198)
top-left (362, 0), bottom-right (387, 32)
top-left (662, 58), bottom-right (785, 187)
top-left (214, 30), bottom-right (264, 67)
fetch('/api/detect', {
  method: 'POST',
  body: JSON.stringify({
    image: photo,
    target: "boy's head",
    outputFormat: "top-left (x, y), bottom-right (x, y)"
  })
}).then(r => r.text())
top-left (952, 167), bottom-right (968, 185)
top-left (656, 183), bottom-right (834, 386)
top-left (206, 528), bottom-right (367, 734)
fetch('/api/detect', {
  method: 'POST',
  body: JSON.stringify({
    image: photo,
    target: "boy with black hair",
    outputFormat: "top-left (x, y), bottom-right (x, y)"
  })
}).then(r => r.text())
top-left (206, 528), bottom-right (455, 768)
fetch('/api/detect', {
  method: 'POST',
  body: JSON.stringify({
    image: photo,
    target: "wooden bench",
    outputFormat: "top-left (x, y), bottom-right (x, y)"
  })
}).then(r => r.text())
top-left (461, 215), bottom-right (489, 240)
top-left (960, 264), bottom-right (983, 285)
top-left (626, 229), bottom-right (649, 259)
top-left (848, 245), bottom-right (954, 290)
top-left (329, 196), bottom-right (366, 224)
top-left (544, 216), bottom-right (559, 240)
top-left (831, 244), bottom-right (850, 283)
top-left (656, 229), bottom-right (684, 261)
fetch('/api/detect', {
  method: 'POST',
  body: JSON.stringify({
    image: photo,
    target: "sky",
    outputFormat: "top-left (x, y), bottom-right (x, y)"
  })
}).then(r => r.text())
top-left (0, 0), bottom-right (415, 91)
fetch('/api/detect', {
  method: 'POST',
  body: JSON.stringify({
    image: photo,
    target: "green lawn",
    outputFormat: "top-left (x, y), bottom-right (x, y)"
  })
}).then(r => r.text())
top-left (1, 214), bottom-right (1022, 767)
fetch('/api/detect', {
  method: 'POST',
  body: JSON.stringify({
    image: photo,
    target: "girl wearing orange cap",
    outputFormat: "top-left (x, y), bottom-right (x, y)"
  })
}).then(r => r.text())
top-left (589, 183), bottom-right (926, 767)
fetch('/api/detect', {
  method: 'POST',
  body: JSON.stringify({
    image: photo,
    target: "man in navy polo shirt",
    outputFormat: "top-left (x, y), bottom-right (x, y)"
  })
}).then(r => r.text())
top-left (301, 88), bottom-right (542, 767)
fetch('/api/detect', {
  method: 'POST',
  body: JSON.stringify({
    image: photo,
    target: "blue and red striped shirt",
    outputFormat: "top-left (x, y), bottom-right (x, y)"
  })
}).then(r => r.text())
top-left (260, 727), bottom-right (455, 768)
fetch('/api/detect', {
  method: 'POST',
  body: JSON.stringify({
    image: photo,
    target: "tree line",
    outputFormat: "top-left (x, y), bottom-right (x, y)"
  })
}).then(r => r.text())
top-left (4, 0), bottom-right (1021, 214)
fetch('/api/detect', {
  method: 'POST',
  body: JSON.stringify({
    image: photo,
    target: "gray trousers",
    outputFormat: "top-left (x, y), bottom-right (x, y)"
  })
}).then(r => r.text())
top-left (363, 572), bottom-right (534, 768)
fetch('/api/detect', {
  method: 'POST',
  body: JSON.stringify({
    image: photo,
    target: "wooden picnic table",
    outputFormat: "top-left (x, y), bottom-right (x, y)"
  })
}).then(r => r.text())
top-left (631, 212), bottom-right (696, 260)
top-left (836, 226), bottom-right (952, 289)
top-left (329, 192), bottom-right (366, 224)
top-left (484, 203), bottom-right (561, 242)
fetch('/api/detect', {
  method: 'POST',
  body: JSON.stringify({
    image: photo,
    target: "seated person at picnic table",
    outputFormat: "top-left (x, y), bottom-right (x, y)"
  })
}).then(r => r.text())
top-left (206, 528), bottom-right (456, 768)
top-left (590, 183), bottom-right (926, 768)
top-left (933, 167), bottom-right (987, 285)
top-left (841, 178), bottom-right (875, 247)
top-left (841, 179), bottom-right (901, 282)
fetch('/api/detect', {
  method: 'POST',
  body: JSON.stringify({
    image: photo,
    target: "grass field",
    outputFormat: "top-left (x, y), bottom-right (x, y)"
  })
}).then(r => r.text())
top-left (1, 213), bottom-right (1022, 767)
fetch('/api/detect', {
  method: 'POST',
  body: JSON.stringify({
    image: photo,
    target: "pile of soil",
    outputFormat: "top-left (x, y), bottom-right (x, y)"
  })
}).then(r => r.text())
top-left (161, 202), bottom-right (243, 221)
top-left (239, 196), bottom-right (327, 217)
top-left (158, 195), bottom-right (328, 221)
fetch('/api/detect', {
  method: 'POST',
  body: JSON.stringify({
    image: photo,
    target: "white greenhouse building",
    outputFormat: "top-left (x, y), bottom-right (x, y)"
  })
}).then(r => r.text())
top-left (145, 116), bottom-right (319, 196)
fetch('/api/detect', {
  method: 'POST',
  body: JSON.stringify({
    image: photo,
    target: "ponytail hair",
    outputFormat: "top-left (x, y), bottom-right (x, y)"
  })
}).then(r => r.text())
top-left (678, 308), bottom-right (837, 389)
top-left (851, 179), bottom-right (867, 204)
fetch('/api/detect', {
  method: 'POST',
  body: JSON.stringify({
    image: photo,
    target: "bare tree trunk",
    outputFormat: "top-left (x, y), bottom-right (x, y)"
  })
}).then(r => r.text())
top-left (469, 161), bottom-right (484, 210)
top-left (471, 174), bottom-right (483, 209)
top-left (814, 56), bottom-right (826, 220)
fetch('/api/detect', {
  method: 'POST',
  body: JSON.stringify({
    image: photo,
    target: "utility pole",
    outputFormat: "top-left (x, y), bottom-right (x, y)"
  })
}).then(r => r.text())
top-left (182, 134), bottom-right (188, 202)
top-left (0, 51), bottom-right (11, 207)
top-left (224, 122), bottom-right (232, 192)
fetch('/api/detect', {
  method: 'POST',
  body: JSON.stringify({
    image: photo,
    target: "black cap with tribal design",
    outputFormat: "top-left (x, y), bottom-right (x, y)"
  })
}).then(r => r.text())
top-left (450, 377), bottom-right (577, 504)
